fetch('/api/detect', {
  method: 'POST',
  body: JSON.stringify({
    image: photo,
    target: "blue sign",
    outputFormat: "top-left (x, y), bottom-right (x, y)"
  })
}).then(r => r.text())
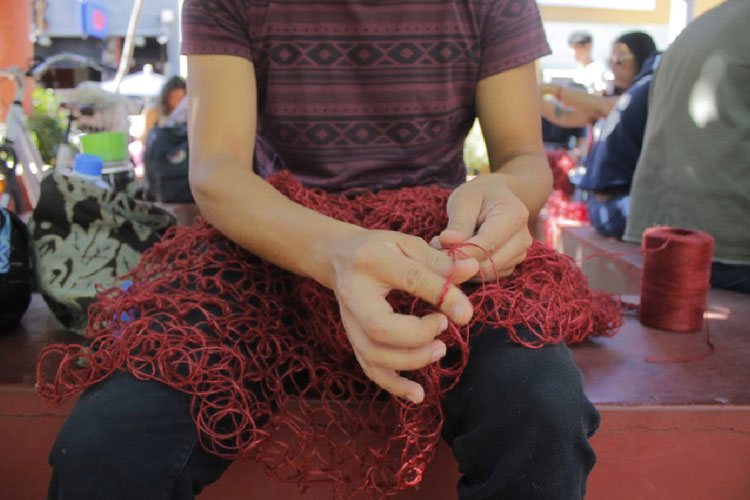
top-left (80, 2), bottom-right (108, 39)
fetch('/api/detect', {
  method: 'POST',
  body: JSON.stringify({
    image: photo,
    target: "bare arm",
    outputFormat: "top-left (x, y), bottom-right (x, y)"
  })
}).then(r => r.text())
top-left (436, 62), bottom-right (552, 279)
top-left (540, 98), bottom-right (596, 128)
top-left (187, 55), bottom-right (359, 284)
top-left (540, 83), bottom-right (616, 121)
top-left (478, 64), bottom-right (552, 217)
top-left (141, 107), bottom-right (159, 143)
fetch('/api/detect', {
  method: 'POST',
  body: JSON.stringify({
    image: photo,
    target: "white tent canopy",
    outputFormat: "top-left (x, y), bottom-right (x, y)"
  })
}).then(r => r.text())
top-left (100, 64), bottom-right (166, 97)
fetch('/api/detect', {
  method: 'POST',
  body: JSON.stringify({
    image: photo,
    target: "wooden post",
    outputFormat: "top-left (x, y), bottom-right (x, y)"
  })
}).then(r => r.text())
top-left (113, 0), bottom-right (146, 94)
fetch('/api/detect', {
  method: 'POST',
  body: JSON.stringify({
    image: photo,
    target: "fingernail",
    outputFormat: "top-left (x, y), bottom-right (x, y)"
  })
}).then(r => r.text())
top-left (432, 345), bottom-right (446, 362)
top-left (439, 316), bottom-right (448, 333)
top-left (406, 394), bottom-right (419, 404)
top-left (452, 303), bottom-right (469, 321)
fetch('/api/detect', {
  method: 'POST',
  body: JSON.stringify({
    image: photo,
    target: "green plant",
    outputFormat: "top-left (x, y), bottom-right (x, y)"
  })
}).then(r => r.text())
top-left (28, 88), bottom-right (68, 166)
top-left (463, 119), bottom-right (489, 176)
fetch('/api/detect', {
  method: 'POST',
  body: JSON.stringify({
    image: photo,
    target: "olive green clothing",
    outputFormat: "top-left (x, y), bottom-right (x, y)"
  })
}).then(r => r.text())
top-left (623, 0), bottom-right (750, 264)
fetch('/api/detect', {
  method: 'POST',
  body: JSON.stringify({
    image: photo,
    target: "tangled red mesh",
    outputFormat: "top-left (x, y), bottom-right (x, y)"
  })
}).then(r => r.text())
top-left (545, 149), bottom-right (576, 196)
top-left (37, 172), bottom-right (621, 499)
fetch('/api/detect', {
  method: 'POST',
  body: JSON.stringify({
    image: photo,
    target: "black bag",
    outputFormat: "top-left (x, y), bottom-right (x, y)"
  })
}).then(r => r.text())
top-left (0, 207), bottom-right (32, 332)
top-left (144, 123), bottom-right (194, 203)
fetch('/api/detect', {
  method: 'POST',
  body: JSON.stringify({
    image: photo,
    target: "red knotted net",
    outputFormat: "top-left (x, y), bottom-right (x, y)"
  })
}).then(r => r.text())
top-left (37, 172), bottom-right (621, 498)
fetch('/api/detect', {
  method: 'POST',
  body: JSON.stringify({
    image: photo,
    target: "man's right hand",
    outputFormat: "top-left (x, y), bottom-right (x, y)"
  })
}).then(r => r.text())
top-left (327, 230), bottom-right (478, 404)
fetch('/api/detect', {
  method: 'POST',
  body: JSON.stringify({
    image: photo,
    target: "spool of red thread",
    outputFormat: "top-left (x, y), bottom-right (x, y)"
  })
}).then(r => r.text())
top-left (639, 227), bottom-right (714, 332)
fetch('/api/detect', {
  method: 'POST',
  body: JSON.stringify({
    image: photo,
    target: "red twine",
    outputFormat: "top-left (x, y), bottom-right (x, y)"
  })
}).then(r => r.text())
top-left (639, 226), bottom-right (715, 362)
top-left (36, 172), bottom-right (621, 499)
top-left (545, 149), bottom-right (576, 196)
top-left (639, 227), bottom-right (714, 332)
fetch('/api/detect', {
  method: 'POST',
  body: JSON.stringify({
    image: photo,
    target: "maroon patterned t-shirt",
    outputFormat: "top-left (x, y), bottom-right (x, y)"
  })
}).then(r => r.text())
top-left (182, 0), bottom-right (550, 191)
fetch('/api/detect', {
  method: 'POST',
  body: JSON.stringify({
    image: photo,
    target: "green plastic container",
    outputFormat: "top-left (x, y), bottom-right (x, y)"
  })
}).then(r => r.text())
top-left (79, 131), bottom-right (129, 162)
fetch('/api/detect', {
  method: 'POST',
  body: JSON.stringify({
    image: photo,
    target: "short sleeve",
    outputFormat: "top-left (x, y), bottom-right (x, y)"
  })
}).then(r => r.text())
top-left (181, 0), bottom-right (253, 62)
top-left (479, 0), bottom-right (551, 80)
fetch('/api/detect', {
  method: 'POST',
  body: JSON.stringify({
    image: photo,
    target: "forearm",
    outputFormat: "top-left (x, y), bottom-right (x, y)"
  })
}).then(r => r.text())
top-left (472, 65), bottom-right (553, 219)
top-left (488, 151), bottom-right (552, 219)
top-left (542, 84), bottom-right (614, 120)
top-left (141, 108), bottom-right (158, 142)
top-left (558, 86), bottom-right (614, 119)
top-left (540, 99), bottom-right (593, 128)
top-left (190, 161), bottom-right (364, 288)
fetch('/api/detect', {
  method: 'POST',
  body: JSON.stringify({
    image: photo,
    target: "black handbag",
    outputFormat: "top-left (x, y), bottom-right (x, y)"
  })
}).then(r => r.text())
top-left (144, 123), bottom-right (194, 203)
top-left (0, 207), bottom-right (32, 332)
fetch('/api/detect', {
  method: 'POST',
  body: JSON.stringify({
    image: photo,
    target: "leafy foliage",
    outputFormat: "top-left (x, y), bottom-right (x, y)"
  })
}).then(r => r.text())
top-left (463, 119), bottom-right (489, 175)
top-left (27, 88), bottom-right (68, 166)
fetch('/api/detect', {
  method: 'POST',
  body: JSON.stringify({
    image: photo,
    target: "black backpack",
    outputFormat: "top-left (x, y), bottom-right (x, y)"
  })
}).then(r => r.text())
top-left (144, 123), bottom-right (194, 203)
top-left (0, 207), bottom-right (32, 332)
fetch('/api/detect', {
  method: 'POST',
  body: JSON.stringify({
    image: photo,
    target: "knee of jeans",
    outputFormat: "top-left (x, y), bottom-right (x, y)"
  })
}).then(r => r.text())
top-left (587, 198), bottom-right (626, 238)
top-left (50, 402), bottom-right (115, 474)
top-left (468, 342), bottom-right (596, 434)
top-left (516, 345), bottom-right (598, 435)
top-left (49, 373), bottom-right (160, 472)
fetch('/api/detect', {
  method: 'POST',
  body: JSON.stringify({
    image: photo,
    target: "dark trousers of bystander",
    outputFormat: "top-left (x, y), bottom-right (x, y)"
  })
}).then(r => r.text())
top-left (711, 262), bottom-right (750, 294)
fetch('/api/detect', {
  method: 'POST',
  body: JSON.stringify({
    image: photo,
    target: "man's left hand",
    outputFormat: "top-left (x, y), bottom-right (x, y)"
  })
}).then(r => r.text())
top-left (431, 174), bottom-right (533, 282)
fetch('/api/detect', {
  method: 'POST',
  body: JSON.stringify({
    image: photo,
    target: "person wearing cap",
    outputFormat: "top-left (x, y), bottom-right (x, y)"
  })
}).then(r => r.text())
top-left (568, 31), bottom-right (610, 96)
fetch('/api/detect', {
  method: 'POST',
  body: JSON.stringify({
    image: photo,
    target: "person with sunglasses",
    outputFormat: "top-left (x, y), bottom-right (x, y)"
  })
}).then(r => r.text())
top-left (541, 32), bottom-right (658, 238)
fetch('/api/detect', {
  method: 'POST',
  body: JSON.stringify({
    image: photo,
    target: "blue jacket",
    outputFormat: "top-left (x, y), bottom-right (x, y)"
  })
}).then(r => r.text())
top-left (579, 53), bottom-right (660, 192)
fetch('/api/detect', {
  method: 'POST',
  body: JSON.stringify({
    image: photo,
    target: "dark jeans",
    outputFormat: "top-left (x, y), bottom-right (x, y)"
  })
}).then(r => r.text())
top-left (48, 327), bottom-right (600, 500)
top-left (711, 261), bottom-right (750, 294)
top-left (586, 193), bottom-right (629, 239)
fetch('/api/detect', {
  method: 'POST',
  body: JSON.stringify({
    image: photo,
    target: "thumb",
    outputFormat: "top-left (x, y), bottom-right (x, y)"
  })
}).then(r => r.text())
top-left (440, 195), bottom-right (481, 247)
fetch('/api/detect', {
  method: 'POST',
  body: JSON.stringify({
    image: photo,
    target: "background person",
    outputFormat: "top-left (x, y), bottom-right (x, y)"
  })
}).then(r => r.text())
top-left (623, 0), bottom-right (750, 293)
top-left (567, 30), bottom-right (610, 96)
top-left (541, 32), bottom-right (658, 238)
top-left (140, 75), bottom-right (187, 143)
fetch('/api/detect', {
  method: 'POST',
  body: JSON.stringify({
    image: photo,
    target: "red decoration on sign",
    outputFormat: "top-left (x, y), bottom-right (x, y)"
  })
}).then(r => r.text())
top-left (92, 10), bottom-right (105, 31)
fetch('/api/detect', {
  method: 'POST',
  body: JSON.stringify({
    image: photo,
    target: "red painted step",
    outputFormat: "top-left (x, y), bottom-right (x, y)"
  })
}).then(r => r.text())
top-left (2, 255), bottom-right (749, 499)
